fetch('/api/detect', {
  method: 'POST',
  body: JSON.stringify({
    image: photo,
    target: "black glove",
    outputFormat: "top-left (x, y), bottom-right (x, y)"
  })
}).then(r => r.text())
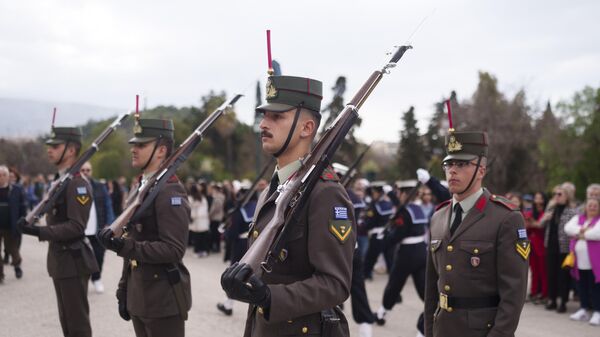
top-left (97, 227), bottom-right (124, 253)
top-left (118, 300), bottom-right (131, 321)
top-left (18, 217), bottom-right (40, 237)
top-left (221, 262), bottom-right (271, 308)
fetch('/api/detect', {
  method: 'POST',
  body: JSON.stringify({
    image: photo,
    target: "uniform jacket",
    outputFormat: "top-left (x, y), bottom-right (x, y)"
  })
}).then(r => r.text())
top-left (424, 189), bottom-right (528, 337)
top-left (364, 197), bottom-right (394, 236)
top-left (243, 170), bottom-right (356, 337)
top-left (39, 174), bottom-right (99, 279)
top-left (388, 203), bottom-right (428, 246)
top-left (116, 175), bottom-right (192, 319)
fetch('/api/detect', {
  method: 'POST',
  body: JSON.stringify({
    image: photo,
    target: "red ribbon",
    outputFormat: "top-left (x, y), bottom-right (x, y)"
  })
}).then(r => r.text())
top-left (266, 30), bottom-right (273, 72)
top-left (135, 94), bottom-right (140, 115)
top-left (445, 99), bottom-right (453, 130)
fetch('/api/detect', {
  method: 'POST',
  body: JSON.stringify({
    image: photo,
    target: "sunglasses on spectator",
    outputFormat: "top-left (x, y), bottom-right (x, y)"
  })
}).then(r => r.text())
top-left (553, 192), bottom-right (563, 196)
top-left (81, 169), bottom-right (91, 173)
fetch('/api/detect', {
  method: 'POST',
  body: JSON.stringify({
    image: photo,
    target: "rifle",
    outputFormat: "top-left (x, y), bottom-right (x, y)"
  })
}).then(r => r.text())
top-left (109, 95), bottom-right (243, 237)
top-left (240, 45), bottom-right (412, 275)
top-left (23, 113), bottom-right (130, 225)
top-left (340, 144), bottom-right (371, 188)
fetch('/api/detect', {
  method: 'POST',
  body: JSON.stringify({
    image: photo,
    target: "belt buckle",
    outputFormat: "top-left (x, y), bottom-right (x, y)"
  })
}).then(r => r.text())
top-left (439, 293), bottom-right (448, 310)
top-left (130, 259), bottom-right (138, 269)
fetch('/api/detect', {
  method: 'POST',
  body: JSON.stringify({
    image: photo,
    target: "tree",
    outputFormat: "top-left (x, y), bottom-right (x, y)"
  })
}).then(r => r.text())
top-left (397, 106), bottom-right (426, 179)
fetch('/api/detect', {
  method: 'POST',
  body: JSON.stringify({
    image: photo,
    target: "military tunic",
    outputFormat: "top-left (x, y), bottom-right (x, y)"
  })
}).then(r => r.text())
top-left (363, 196), bottom-right (395, 279)
top-left (39, 173), bottom-right (99, 337)
top-left (243, 166), bottom-right (356, 337)
top-left (116, 175), bottom-right (192, 337)
top-left (424, 189), bottom-right (528, 337)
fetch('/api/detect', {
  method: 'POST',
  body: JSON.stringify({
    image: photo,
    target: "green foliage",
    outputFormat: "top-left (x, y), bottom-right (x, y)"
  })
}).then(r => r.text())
top-left (397, 106), bottom-right (426, 179)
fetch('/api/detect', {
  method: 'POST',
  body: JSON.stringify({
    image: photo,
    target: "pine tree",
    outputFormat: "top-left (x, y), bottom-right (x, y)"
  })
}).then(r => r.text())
top-left (397, 106), bottom-right (426, 179)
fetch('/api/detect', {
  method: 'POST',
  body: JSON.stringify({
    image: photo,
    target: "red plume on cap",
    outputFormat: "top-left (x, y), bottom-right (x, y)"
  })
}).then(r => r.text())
top-left (266, 30), bottom-right (274, 75)
top-left (445, 99), bottom-right (454, 133)
top-left (52, 107), bottom-right (57, 128)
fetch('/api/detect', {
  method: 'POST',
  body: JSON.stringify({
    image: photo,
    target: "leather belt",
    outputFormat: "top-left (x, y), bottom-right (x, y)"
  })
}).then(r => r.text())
top-left (440, 293), bottom-right (500, 311)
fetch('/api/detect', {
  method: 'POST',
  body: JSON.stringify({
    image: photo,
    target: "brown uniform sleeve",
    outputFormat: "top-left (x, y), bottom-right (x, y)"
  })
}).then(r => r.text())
top-left (39, 178), bottom-right (91, 242)
top-left (118, 183), bottom-right (191, 263)
top-left (266, 183), bottom-right (356, 323)
top-left (424, 234), bottom-right (439, 337)
top-left (488, 211), bottom-right (528, 337)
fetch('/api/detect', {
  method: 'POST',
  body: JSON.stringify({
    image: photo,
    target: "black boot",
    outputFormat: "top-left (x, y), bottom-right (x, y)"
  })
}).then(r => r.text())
top-left (14, 266), bottom-right (23, 279)
top-left (545, 301), bottom-right (557, 310)
top-left (217, 303), bottom-right (233, 316)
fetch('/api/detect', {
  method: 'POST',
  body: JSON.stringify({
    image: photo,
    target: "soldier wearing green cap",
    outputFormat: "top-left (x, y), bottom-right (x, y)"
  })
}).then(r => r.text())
top-left (98, 118), bottom-right (192, 337)
top-left (221, 75), bottom-right (356, 337)
top-left (20, 125), bottom-right (99, 337)
top-left (424, 130), bottom-right (529, 337)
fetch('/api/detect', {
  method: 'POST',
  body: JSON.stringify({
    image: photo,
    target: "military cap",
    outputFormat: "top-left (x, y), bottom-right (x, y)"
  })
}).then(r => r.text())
top-left (443, 131), bottom-right (488, 162)
top-left (256, 75), bottom-right (323, 115)
top-left (46, 127), bottom-right (82, 145)
top-left (395, 179), bottom-right (418, 190)
top-left (332, 162), bottom-right (349, 176)
top-left (128, 118), bottom-right (174, 144)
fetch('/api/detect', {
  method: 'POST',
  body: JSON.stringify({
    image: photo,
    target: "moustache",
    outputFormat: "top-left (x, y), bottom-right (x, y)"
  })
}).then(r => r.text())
top-left (261, 131), bottom-right (273, 138)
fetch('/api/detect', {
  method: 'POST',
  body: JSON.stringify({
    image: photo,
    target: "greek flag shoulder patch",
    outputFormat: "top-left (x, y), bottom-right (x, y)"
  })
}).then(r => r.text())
top-left (171, 197), bottom-right (182, 206)
top-left (333, 206), bottom-right (348, 220)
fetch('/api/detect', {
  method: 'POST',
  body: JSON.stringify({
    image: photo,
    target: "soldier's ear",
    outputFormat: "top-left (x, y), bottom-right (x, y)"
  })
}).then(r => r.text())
top-left (299, 111), bottom-right (317, 139)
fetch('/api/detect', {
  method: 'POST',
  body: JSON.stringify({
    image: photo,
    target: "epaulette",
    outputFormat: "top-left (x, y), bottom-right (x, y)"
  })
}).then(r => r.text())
top-left (320, 166), bottom-right (340, 182)
top-left (167, 174), bottom-right (180, 183)
top-left (435, 199), bottom-right (452, 211)
top-left (490, 194), bottom-right (519, 211)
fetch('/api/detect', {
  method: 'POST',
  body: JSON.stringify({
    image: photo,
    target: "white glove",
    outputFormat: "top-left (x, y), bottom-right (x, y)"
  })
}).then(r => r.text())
top-left (416, 168), bottom-right (430, 184)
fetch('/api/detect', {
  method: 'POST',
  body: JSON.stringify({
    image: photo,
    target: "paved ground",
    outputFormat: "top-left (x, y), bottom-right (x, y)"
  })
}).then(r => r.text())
top-left (1, 236), bottom-right (599, 337)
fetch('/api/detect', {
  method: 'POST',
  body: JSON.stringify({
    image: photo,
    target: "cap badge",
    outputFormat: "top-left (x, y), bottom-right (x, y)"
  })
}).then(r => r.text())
top-left (50, 131), bottom-right (56, 138)
top-left (447, 135), bottom-right (463, 152)
top-left (133, 122), bottom-right (142, 134)
top-left (266, 78), bottom-right (278, 99)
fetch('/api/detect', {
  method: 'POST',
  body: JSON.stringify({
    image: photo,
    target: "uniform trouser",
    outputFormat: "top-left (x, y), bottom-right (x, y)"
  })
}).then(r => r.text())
top-left (546, 251), bottom-right (570, 305)
top-left (231, 238), bottom-right (248, 264)
top-left (383, 242), bottom-right (426, 334)
top-left (0, 230), bottom-right (22, 278)
top-left (86, 235), bottom-right (105, 281)
top-left (52, 275), bottom-right (92, 337)
top-left (363, 235), bottom-right (393, 278)
top-left (351, 249), bottom-right (375, 324)
top-left (132, 315), bottom-right (184, 337)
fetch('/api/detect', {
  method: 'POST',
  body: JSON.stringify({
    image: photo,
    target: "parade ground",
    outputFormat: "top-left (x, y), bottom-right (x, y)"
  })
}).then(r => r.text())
top-left (1, 236), bottom-right (598, 337)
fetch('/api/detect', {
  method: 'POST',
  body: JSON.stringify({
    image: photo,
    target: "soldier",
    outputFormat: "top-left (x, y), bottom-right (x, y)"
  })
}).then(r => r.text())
top-left (424, 131), bottom-right (529, 337)
top-left (363, 181), bottom-right (395, 280)
top-left (98, 119), bottom-right (192, 337)
top-left (220, 75), bottom-right (356, 337)
top-left (20, 126), bottom-right (99, 337)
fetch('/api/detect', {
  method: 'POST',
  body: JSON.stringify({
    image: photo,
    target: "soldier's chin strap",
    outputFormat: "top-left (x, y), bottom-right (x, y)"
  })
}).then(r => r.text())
top-left (141, 135), bottom-right (163, 171)
top-left (273, 105), bottom-right (303, 158)
top-left (56, 141), bottom-right (70, 166)
top-left (457, 155), bottom-right (483, 195)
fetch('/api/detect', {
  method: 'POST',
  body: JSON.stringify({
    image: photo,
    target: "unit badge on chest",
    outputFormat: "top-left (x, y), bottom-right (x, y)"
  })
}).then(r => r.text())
top-left (471, 256), bottom-right (481, 267)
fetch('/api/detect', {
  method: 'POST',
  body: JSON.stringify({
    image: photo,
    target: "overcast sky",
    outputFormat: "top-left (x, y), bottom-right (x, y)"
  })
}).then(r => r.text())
top-left (1, 0), bottom-right (598, 142)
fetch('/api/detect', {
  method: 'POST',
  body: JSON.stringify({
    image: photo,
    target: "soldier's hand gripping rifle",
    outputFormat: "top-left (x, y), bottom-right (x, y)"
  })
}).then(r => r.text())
top-left (240, 45), bottom-right (412, 276)
top-left (340, 144), bottom-right (371, 188)
top-left (108, 95), bottom-right (243, 238)
top-left (21, 113), bottom-right (130, 226)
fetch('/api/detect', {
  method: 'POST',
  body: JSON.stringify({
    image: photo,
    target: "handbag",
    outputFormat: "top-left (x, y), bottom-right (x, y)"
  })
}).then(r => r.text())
top-left (561, 251), bottom-right (575, 269)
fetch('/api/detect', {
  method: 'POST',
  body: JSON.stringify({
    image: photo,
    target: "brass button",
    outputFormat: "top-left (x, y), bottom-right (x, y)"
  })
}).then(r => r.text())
top-left (302, 327), bottom-right (308, 334)
top-left (447, 307), bottom-right (453, 313)
top-left (445, 264), bottom-right (452, 271)
top-left (287, 320), bottom-right (293, 323)
top-left (153, 274), bottom-right (158, 278)
top-left (444, 285), bottom-right (451, 291)
top-left (253, 230), bottom-right (259, 239)
top-left (447, 245), bottom-right (454, 252)
top-left (487, 323), bottom-right (492, 328)
top-left (474, 248), bottom-right (479, 254)
top-left (258, 307), bottom-right (264, 315)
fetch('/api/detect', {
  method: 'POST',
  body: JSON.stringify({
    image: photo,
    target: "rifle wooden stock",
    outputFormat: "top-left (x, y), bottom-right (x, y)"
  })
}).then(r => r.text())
top-left (109, 94), bottom-right (243, 237)
top-left (24, 113), bottom-right (130, 225)
top-left (240, 45), bottom-right (412, 275)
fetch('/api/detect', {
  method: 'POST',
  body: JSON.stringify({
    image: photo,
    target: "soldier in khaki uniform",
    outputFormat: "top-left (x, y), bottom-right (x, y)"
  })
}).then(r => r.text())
top-left (20, 126), bottom-right (99, 337)
top-left (424, 131), bottom-right (529, 337)
top-left (221, 75), bottom-right (356, 337)
top-left (98, 119), bottom-right (192, 337)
